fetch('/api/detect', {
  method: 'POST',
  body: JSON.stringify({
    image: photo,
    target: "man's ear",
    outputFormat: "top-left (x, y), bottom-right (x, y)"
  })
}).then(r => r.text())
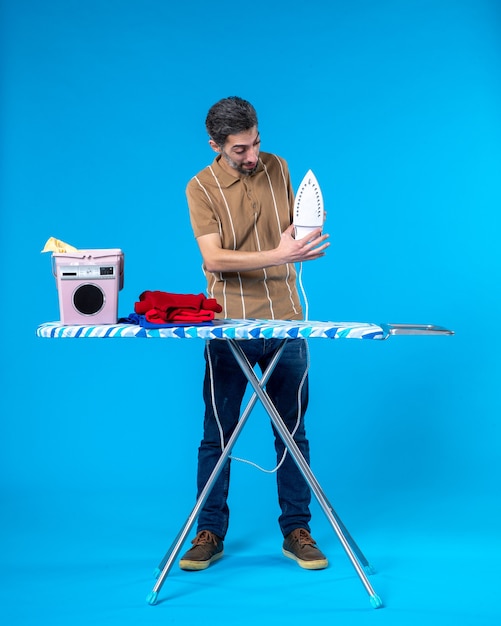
top-left (209, 139), bottom-right (222, 154)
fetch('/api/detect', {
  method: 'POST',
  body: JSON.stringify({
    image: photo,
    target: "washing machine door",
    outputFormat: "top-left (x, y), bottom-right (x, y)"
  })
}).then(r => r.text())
top-left (73, 283), bottom-right (105, 316)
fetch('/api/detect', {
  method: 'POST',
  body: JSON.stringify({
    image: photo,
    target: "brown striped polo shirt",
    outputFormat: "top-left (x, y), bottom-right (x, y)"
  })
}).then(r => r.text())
top-left (186, 151), bottom-right (303, 320)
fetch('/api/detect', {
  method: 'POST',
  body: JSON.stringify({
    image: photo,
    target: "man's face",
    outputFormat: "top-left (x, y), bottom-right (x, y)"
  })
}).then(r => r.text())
top-left (210, 126), bottom-right (261, 176)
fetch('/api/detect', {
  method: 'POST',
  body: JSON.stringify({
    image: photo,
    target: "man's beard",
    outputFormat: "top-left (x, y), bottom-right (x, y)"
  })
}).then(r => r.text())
top-left (221, 151), bottom-right (258, 176)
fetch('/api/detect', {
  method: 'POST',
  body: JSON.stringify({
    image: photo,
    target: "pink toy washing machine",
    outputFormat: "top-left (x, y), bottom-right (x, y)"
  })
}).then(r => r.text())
top-left (52, 249), bottom-right (124, 325)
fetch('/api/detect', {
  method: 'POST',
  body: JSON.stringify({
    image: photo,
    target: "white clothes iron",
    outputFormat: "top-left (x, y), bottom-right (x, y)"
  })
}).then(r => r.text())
top-left (293, 169), bottom-right (324, 240)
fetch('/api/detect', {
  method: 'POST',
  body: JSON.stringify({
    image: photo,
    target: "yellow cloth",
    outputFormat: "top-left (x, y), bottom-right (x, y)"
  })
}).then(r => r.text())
top-left (41, 237), bottom-right (78, 253)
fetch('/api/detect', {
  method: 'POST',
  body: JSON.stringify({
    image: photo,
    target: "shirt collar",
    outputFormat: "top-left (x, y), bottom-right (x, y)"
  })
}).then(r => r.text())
top-left (212, 155), bottom-right (264, 188)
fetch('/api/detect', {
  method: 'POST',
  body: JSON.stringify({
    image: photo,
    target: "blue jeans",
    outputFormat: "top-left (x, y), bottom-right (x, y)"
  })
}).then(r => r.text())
top-left (196, 338), bottom-right (312, 539)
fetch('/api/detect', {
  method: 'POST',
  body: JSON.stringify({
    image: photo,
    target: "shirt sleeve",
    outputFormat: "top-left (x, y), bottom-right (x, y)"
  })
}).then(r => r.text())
top-left (186, 177), bottom-right (221, 239)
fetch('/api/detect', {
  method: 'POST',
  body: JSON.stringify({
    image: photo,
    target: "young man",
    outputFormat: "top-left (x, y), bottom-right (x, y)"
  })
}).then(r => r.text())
top-left (181, 96), bottom-right (330, 571)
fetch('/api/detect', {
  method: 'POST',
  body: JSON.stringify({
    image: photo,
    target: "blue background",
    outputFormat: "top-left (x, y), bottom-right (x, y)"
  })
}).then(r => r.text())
top-left (1, 0), bottom-right (500, 624)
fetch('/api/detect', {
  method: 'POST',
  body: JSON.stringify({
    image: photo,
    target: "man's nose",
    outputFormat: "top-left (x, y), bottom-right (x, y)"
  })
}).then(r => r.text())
top-left (247, 146), bottom-right (258, 161)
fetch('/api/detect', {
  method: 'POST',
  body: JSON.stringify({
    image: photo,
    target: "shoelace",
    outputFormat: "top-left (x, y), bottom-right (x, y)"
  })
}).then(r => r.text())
top-left (192, 530), bottom-right (219, 546)
top-left (292, 529), bottom-right (316, 546)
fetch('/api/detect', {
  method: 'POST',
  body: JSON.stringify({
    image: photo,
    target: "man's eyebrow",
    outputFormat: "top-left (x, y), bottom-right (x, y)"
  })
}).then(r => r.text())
top-left (231, 133), bottom-right (260, 150)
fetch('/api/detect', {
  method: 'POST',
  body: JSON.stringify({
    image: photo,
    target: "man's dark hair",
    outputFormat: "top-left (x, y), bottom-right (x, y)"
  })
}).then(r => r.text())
top-left (206, 96), bottom-right (258, 147)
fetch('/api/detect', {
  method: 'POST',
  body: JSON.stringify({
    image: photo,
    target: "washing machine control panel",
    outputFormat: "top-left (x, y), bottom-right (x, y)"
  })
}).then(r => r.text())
top-left (58, 265), bottom-right (117, 280)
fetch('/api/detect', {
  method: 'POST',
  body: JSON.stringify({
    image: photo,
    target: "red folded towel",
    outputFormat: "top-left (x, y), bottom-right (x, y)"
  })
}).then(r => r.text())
top-left (134, 290), bottom-right (222, 324)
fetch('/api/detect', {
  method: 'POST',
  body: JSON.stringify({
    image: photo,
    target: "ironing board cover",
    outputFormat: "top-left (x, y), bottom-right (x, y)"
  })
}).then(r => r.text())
top-left (36, 320), bottom-right (385, 340)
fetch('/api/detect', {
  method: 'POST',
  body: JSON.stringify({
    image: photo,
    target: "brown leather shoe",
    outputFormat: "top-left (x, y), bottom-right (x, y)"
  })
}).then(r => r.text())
top-left (179, 530), bottom-right (224, 571)
top-left (282, 528), bottom-right (328, 570)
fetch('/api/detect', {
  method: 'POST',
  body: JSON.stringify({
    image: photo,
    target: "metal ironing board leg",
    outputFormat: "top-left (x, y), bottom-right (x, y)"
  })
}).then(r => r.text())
top-left (223, 340), bottom-right (373, 571)
top-left (147, 340), bottom-right (289, 605)
top-left (147, 338), bottom-right (382, 609)
top-left (226, 339), bottom-right (383, 609)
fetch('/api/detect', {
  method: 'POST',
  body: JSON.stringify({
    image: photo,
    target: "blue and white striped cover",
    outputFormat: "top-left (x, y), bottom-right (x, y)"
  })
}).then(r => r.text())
top-left (36, 320), bottom-right (385, 340)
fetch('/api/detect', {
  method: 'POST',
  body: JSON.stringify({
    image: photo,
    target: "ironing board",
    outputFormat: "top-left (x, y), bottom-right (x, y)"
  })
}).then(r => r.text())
top-left (37, 319), bottom-right (453, 609)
